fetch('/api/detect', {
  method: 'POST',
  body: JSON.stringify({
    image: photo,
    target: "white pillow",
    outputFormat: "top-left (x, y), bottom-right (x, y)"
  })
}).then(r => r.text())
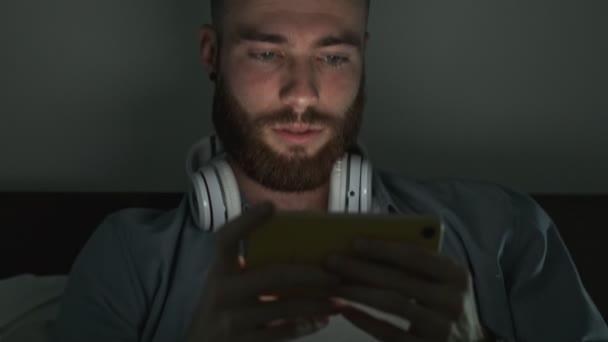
top-left (0, 274), bottom-right (67, 342)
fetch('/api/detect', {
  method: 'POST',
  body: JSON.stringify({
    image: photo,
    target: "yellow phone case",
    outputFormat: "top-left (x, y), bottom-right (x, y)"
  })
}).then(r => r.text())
top-left (244, 211), bottom-right (444, 270)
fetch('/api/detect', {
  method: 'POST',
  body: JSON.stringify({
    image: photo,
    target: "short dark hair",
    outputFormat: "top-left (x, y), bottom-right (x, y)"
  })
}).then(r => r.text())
top-left (210, 0), bottom-right (370, 40)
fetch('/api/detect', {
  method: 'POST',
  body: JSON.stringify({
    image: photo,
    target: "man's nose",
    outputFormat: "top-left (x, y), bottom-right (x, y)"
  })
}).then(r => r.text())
top-left (280, 58), bottom-right (320, 115)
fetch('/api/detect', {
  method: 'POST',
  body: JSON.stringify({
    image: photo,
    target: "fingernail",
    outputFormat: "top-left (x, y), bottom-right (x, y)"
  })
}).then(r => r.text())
top-left (330, 298), bottom-right (348, 312)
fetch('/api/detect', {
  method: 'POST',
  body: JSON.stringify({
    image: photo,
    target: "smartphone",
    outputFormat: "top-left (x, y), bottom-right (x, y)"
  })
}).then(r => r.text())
top-left (244, 211), bottom-right (444, 270)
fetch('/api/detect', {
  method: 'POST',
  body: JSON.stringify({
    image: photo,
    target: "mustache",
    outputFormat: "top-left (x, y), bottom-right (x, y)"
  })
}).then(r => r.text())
top-left (252, 108), bottom-right (341, 129)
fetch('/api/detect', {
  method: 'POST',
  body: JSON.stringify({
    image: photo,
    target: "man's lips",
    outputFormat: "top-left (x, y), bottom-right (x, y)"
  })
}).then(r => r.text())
top-left (271, 125), bottom-right (324, 144)
top-left (272, 124), bottom-right (324, 133)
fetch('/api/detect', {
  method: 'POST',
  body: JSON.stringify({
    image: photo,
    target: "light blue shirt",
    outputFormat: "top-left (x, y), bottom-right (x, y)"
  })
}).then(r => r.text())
top-left (52, 168), bottom-right (608, 341)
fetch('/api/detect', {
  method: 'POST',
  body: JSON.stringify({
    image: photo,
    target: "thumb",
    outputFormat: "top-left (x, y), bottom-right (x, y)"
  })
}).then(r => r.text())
top-left (215, 201), bottom-right (275, 264)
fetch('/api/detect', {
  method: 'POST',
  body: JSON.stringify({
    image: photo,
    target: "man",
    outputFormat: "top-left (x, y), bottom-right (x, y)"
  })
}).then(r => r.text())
top-left (53, 0), bottom-right (608, 341)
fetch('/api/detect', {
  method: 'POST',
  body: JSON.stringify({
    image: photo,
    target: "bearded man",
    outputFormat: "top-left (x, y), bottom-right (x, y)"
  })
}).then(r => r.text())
top-left (53, 1), bottom-right (608, 341)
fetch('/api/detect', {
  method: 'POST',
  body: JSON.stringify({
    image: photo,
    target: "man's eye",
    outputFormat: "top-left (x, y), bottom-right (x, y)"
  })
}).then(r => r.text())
top-left (249, 52), bottom-right (349, 67)
top-left (251, 52), bottom-right (277, 62)
top-left (323, 55), bottom-right (350, 67)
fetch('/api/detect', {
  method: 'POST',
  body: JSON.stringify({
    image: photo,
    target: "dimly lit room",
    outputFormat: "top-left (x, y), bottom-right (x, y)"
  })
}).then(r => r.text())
top-left (1, 1), bottom-right (607, 341)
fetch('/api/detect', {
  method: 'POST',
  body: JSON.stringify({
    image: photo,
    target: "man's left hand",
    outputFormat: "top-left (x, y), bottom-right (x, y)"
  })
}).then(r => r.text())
top-left (324, 238), bottom-right (489, 342)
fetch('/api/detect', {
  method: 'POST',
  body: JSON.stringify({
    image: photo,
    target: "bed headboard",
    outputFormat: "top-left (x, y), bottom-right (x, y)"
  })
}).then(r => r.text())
top-left (1, 192), bottom-right (606, 321)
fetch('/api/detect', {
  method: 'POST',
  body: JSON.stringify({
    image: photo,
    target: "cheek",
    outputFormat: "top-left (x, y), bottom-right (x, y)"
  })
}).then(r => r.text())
top-left (321, 72), bottom-right (361, 110)
top-left (225, 59), bottom-right (276, 111)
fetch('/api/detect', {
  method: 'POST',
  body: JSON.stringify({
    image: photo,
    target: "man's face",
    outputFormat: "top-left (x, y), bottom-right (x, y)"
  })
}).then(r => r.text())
top-left (211, 0), bottom-right (368, 192)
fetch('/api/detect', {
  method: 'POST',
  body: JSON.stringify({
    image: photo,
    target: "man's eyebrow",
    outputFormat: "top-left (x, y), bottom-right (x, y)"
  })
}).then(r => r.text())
top-left (234, 26), bottom-right (363, 51)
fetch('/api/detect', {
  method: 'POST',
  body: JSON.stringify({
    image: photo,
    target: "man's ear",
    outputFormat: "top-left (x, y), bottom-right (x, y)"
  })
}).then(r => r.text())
top-left (200, 24), bottom-right (219, 82)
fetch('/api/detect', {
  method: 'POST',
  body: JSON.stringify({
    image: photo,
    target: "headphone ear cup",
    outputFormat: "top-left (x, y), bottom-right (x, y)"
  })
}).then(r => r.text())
top-left (328, 154), bottom-right (348, 213)
top-left (360, 157), bottom-right (373, 213)
top-left (212, 159), bottom-right (242, 222)
top-left (190, 171), bottom-right (212, 230)
top-left (346, 154), bottom-right (362, 213)
top-left (328, 153), bottom-right (374, 214)
top-left (196, 164), bottom-right (228, 231)
top-left (187, 135), bottom-right (234, 231)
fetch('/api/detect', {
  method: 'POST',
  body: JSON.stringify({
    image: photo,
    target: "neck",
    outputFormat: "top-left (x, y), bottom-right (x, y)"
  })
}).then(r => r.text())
top-left (227, 158), bottom-right (330, 212)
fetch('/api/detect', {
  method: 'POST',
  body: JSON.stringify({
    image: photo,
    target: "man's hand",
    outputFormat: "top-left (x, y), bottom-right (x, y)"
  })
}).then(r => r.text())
top-left (185, 202), bottom-right (341, 342)
top-left (324, 238), bottom-right (488, 342)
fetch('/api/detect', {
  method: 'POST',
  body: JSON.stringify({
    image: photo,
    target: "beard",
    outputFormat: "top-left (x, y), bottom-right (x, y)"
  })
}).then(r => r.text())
top-left (211, 74), bottom-right (366, 192)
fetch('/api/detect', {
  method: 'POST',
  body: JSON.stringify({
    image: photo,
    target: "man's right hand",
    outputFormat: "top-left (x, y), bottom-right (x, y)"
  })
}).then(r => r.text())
top-left (185, 202), bottom-right (341, 342)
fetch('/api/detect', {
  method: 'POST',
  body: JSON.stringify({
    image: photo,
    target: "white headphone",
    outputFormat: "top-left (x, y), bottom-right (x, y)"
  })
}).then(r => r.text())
top-left (185, 134), bottom-right (374, 232)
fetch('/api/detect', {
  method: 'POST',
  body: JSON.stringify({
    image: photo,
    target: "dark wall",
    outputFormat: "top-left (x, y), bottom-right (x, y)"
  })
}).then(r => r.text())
top-left (1, 1), bottom-right (607, 192)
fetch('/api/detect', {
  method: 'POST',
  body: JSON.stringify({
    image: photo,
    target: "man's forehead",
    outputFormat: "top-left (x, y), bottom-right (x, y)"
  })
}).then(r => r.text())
top-left (226, 0), bottom-right (365, 13)
top-left (230, 24), bottom-right (364, 52)
top-left (223, 0), bottom-right (366, 48)
top-left (224, 0), bottom-right (366, 29)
